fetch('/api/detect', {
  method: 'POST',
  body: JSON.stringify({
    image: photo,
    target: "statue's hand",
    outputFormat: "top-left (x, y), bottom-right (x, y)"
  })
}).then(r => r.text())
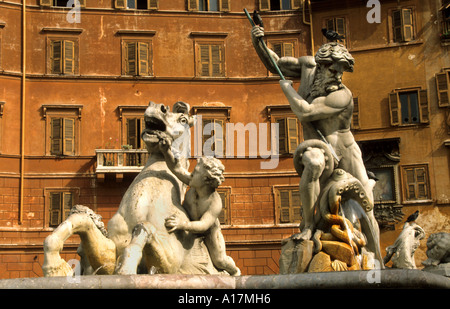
top-left (158, 134), bottom-right (172, 153)
top-left (165, 214), bottom-right (184, 233)
top-left (251, 25), bottom-right (264, 39)
top-left (279, 79), bottom-right (293, 88)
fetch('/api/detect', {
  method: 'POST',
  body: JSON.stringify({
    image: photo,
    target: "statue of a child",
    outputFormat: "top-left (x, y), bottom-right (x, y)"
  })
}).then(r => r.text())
top-left (158, 135), bottom-right (241, 276)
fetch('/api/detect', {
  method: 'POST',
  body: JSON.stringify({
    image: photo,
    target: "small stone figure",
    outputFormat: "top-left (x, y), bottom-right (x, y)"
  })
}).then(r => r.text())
top-left (383, 215), bottom-right (425, 269)
top-left (422, 232), bottom-right (450, 267)
top-left (158, 135), bottom-right (241, 276)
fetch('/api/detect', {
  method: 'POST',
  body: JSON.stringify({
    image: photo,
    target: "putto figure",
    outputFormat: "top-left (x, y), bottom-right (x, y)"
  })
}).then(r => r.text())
top-left (251, 25), bottom-right (381, 265)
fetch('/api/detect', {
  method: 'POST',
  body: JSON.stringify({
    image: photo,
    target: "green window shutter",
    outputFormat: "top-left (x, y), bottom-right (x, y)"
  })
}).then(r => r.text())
top-left (51, 40), bottom-right (63, 74)
top-left (418, 89), bottom-right (429, 124)
top-left (199, 45), bottom-right (211, 76)
top-left (51, 118), bottom-right (63, 155)
top-left (63, 118), bottom-right (75, 155)
top-left (389, 92), bottom-right (400, 126)
top-left (62, 192), bottom-right (73, 221)
top-left (148, 0), bottom-right (158, 9)
top-left (436, 71), bottom-right (450, 107)
top-left (49, 193), bottom-right (62, 227)
top-left (63, 40), bottom-right (75, 75)
top-left (279, 190), bottom-right (291, 223)
top-left (138, 42), bottom-right (149, 76)
top-left (287, 117), bottom-right (299, 153)
top-left (188, 0), bottom-right (198, 11)
top-left (220, 0), bottom-right (230, 12)
top-left (260, 0), bottom-right (270, 11)
top-left (115, 0), bottom-right (126, 9)
top-left (40, 0), bottom-right (52, 6)
top-left (277, 118), bottom-right (287, 154)
top-left (125, 42), bottom-right (137, 75)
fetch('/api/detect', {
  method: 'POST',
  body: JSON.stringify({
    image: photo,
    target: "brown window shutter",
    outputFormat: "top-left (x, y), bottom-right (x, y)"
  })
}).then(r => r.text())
top-left (51, 40), bottom-right (63, 74)
top-left (211, 45), bottom-right (223, 77)
top-left (199, 45), bottom-right (211, 76)
top-left (415, 167), bottom-right (428, 199)
top-left (188, 0), bottom-right (198, 11)
top-left (291, 189), bottom-right (301, 222)
top-left (220, 0), bottom-right (230, 12)
top-left (127, 118), bottom-right (139, 149)
top-left (63, 118), bottom-right (75, 155)
top-left (352, 97), bottom-right (360, 129)
top-left (392, 10), bottom-right (403, 42)
top-left (62, 192), bottom-right (73, 221)
top-left (51, 118), bottom-right (63, 155)
top-left (259, 0), bottom-right (270, 11)
top-left (418, 89), bottom-right (429, 124)
top-left (63, 40), bottom-right (75, 75)
top-left (291, 0), bottom-right (301, 10)
top-left (279, 190), bottom-right (291, 223)
top-left (40, 0), bottom-right (52, 6)
top-left (115, 0), bottom-right (126, 9)
top-left (277, 118), bottom-right (287, 154)
top-left (436, 71), bottom-right (450, 107)
top-left (271, 43), bottom-right (283, 58)
top-left (402, 8), bottom-right (414, 42)
top-left (148, 0), bottom-right (158, 9)
top-left (125, 42), bottom-right (137, 75)
top-left (287, 117), bottom-right (299, 153)
top-left (389, 92), bottom-right (400, 126)
top-left (326, 18), bottom-right (335, 32)
top-left (49, 193), bottom-right (62, 227)
top-left (218, 191), bottom-right (228, 225)
top-left (214, 119), bottom-right (225, 157)
top-left (138, 42), bottom-right (149, 76)
top-left (283, 42), bottom-right (294, 57)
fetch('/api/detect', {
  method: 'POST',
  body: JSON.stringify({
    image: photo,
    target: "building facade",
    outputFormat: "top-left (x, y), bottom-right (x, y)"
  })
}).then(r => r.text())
top-left (0, 0), bottom-right (448, 278)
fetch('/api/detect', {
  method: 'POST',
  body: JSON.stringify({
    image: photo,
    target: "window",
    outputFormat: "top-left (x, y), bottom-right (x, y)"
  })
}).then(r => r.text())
top-left (269, 40), bottom-right (295, 58)
top-left (48, 39), bottom-right (78, 75)
top-left (40, 0), bottom-right (86, 7)
top-left (436, 68), bottom-right (450, 107)
top-left (188, 0), bottom-right (230, 12)
top-left (274, 186), bottom-right (301, 223)
top-left (401, 165), bottom-right (431, 202)
top-left (45, 189), bottom-right (79, 227)
top-left (266, 105), bottom-right (303, 155)
top-left (392, 8), bottom-right (415, 43)
top-left (388, 89), bottom-right (429, 126)
top-left (259, 0), bottom-right (301, 11)
top-left (217, 187), bottom-right (231, 225)
top-left (42, 105), bottom-right (82, 156)
top-left (115, 0), bottom-right (158, 9)
top-left (441, 0), bottom-right (450, 38)
top-left (196, 43), bottom-right (225, 77)
top-left (122, 40), bottom-right (152, 76)
top-left (324, 17), bottom-right (347, 46)
top-left (351, 97), bottom-right (360, 130)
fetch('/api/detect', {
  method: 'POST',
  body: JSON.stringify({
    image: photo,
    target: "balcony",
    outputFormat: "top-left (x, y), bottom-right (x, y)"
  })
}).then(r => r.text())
top-left (95, 149), bottom-right (149, 182)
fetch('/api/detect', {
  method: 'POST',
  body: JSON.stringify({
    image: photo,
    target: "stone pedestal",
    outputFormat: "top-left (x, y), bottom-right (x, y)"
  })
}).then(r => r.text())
top-left (279, 239), bottom-right (314, 274)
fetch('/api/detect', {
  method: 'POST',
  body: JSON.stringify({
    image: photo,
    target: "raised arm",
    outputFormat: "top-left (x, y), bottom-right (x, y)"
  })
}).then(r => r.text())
top-left (279, 80), bottom-right (351, 122)
top-left (158, 136), bottom-right (192, 185)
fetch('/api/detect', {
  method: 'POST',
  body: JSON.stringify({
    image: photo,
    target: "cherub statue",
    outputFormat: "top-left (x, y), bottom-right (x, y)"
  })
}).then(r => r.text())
top-left (158, 134), bottom-right (241, 276)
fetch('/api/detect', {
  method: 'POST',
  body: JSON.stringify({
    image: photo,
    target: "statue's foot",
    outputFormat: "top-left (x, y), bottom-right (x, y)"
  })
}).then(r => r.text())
top-left (291, 228), bottom-right (313, 242)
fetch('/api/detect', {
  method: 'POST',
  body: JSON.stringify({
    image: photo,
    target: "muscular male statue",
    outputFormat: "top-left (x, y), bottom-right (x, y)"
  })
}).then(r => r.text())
top-left (251, 26), bottom-right (377, 241)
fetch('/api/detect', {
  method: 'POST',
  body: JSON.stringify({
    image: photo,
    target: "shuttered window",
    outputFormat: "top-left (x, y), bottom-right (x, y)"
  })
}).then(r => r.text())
top-left (325, 17), bottom-right (347, 46)
top-left (392, 8), bottom-right (415, 42)
top-left (188, 0), bottom-right (230, 11)
top-left (202, 118), bottom-right (225, 157)
top-left (197, 43), bottom-right (225, 77)
top-left (115, 0), bottom-right (158, 9)
top-left (352, 97), bottom-right (360, 130)
top-left (276, 117), bottom-right (301, 155)
top-left (402, 165), bottom-right (430, 202)
top-left (50, 40), bottom-right (76, 75)
top-left (124, 41), bottom-right (152, 76)
top-left (49, 192), bottom-right (74, 227)
top-left (274, 187), bottom-right (301, 223)
top-left (50, 117), bottom-right (76, 156)
top-left (436, 69), bottom-right (450, 107)
top-left (388, 89), bottom-right (429, 126)
top-left (259, 0), bottom-right (301, 11)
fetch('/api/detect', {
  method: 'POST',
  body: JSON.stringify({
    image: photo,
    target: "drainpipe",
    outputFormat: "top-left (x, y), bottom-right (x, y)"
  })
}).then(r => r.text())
top-left (19, 0), bottom-right (26, 225)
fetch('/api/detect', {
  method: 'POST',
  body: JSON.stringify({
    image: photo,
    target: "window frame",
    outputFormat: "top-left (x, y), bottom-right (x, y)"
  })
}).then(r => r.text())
top-left (436, 68), bottom-right (450, 107)
top-left (388, 87), bottom-right (429, 126)
top-left (217, 186), bottom-right (231, 225)
top-left (44, 188), bottom-right (79, 228)
top-left (259, 0), bottom-right (301, 11)
top-left (195, 41), bottom-right (226, 78)
top-left (121, 39), bottom-right (153, 77)
top-left (188, 0), bottom-right (230, 12)
top-left (323, 16), bottom-right (348, 47)
top-left (115, 0), bottom-right (158, 10)
top-left (389, 7), bottom-right (417, 43)
top-left (273, 185), bottom-right (302, 224)
top-left (400, 164), bottom-right (432, 204)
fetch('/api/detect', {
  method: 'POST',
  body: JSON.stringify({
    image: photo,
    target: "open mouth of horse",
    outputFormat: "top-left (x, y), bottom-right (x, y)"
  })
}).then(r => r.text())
top-left (142, 117), bottom-right (167, 143)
